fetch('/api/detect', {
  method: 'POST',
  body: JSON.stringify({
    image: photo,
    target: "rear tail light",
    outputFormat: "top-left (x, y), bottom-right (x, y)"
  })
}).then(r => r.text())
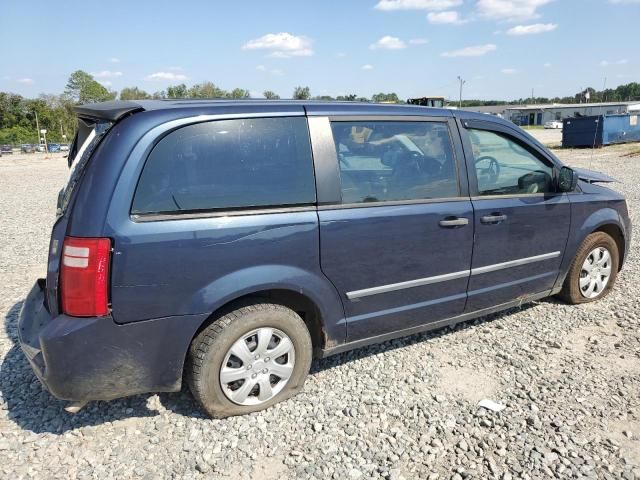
top-left (60, 236), bottom-right (111, 317)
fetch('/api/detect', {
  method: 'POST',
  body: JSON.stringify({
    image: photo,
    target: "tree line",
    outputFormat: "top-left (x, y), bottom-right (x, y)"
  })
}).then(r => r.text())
top-left (1, 69), bottom-right (638, 145)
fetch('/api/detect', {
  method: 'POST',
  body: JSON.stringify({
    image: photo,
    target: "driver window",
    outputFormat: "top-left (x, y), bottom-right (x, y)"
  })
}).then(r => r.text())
top-left (330, 121), bottom-right (459, 204)
top-left (467, 129), bottom-right (554, 196)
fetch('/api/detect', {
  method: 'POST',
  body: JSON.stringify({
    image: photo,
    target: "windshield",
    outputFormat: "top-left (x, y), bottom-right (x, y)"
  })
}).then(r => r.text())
top-left (57, 118), bottom-right (113, 216)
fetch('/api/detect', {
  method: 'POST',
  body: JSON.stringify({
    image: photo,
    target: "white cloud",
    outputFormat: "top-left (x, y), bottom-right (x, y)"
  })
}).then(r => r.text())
top-left (441, 43), bottom-right (497, 57)
top-left (145, 71), bottom-right (189, 81)
top-left (599, 60), bottom-right (609, 67)
top-left (375, 0), bottom-right (462, 11)
top-left (409, 38), bottom-right (429, 45)
top-left (501, 67), bottom-right (517, 74)
top-left (362, 64), bottom-right (374, 70)
top-left (427, 10), bottom-right (467, 23)
top-left (543, 62), bottom-right (552, 68)
top-left (110, 57), bottom-right (120, 63)
top-left (506, 23), bottom-right (557, 35)
top-left (256, 65), bottom-right (284, 76)
top-left (476, 0), bottom-right (554, 21)
top-left (17, 78), bottom-right (34, 85)
top-left (616, 58), bottom-right (629, 64)
top-left (91, 70), bottom-right (123, 79)
top-left (370, 35), bottom-right (407, 50)
top-left (242, 32), bottom-right (313, 58)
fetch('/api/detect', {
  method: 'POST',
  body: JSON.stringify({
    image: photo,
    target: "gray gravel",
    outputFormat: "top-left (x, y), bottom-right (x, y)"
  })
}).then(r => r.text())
top-left (1, 144), bottom-right (639, 480)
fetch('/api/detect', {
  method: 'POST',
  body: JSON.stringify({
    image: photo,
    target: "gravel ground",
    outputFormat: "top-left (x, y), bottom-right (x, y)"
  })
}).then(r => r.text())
top-left (1, 144), bottom-right (639, 480)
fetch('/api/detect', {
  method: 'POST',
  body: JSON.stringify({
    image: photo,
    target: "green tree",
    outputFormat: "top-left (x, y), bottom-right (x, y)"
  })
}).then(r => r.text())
top-left (120, 87), bottom-right (151, 101)
top-left (313, 95), bottom-right (334, 101)
top-left (188, 82), bottom-right (226, 98)
top-left (263, 90), bottom-right (280, 100)
top-left (226, 88), bottom-right (250, 99)
top-left (336, 94), bottom-right (357, 101)
top-left (64, 70), bottom-right (116, 104)
top-left (166, 84), bottom-right (188, 98)
top-left (293, 86), bottom-right (311, 100)
top-left (371, 92), bottom-right (400, 103)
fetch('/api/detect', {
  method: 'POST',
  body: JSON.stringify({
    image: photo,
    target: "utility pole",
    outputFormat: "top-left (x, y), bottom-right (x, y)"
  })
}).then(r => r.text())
top-left (34, 111), bottom-right (40, 144)
top-left (457, 76), bottom-right (466, 109)
top-left (531, 88), bottom-right (534, 104)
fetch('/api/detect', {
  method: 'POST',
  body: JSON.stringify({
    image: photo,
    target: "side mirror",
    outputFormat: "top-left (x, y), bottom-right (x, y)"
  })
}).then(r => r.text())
top-left (558, 166), bottom-right (578, 192)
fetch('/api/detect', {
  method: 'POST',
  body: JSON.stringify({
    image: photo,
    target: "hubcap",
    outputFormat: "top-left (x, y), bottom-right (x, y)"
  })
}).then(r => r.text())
top-left (579, 247), bottom-right (612, 299)
top-left (220, 327), bottom-right (295, 406)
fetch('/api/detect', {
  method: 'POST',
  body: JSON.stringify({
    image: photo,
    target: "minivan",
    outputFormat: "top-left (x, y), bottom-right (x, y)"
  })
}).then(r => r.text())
top-left (19, 100), bottom-right (631, 418)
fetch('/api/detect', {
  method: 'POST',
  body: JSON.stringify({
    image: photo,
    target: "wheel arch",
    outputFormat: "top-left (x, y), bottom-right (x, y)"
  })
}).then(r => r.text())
top-left (191, 289), bottom-right (329, 358)
top-left (593, 223), bottom-right (625, 270)
top-left (555, 207), bottom-right (627, 291)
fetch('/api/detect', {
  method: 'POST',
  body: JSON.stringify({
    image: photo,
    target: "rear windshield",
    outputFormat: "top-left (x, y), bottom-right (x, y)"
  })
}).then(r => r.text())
top-left (57, 118), bottom-right (113, 215)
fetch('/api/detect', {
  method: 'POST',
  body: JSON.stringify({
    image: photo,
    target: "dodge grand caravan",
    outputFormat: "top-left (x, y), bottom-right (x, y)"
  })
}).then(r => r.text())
top-left (18, 100), bottom-right (631, 418)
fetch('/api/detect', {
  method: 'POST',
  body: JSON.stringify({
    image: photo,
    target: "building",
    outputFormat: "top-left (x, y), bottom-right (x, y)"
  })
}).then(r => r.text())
top-left (505, 101), bottom-right (640, 126)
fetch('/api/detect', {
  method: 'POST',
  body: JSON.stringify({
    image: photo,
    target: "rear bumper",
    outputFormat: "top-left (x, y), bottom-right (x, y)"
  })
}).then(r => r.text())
top-left (18, 280), bottom-right (206, 402)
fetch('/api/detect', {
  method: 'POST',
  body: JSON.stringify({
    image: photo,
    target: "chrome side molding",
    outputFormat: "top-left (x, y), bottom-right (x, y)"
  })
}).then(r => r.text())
top-left (346, 251), bottom-right (561, 300)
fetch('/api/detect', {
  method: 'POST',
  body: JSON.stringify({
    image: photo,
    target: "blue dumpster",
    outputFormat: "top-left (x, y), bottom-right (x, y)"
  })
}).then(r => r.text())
top-left (563, 113), bottom-right (640, 147)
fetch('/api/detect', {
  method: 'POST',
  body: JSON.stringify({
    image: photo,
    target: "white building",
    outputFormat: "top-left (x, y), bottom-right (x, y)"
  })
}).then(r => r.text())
top-left (505, 101), bottom-right (640, 126)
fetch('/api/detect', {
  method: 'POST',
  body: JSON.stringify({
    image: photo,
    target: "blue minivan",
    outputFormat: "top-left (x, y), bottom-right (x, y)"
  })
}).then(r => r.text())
top-left (19, 100), bottom-right (631, 417)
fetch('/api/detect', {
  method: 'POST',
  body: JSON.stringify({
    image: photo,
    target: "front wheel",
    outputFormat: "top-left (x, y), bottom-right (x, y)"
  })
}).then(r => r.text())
top-left (187, 303), bottom-right (312, 418)
top-left (557, 232), bottom-right (619, 304)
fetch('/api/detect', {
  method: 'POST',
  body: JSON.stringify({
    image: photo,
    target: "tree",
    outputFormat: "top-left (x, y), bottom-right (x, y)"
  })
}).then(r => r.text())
top-left (188, 82), bottom-right (226, 98)
top-left (293, 86), bottom-right (310, 100)
top-left (64, 70), bottom-right (116, 104)
top-left (371, 92), bottom-right (400, 103)
top-left (120, 87), bottom-right (150, 101)
top-left (313, 95), bottom-right (334, 101)
top-left (226, 88), bottom-right (250, 99)
top-left (263, 90), bottom-right (280, 100)
top-left (336, 94), bottom-right (357, 101)
top-left (166, 84), bottom-right (188, 98)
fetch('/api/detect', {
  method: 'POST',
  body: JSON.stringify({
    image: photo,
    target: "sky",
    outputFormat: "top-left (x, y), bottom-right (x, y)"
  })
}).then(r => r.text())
top-left (0, 0), bottom-right (638, 101)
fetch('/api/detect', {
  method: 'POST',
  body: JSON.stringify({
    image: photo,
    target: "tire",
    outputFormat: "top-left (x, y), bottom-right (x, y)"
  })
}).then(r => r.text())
top-left (557, 232), bottom-right (619, 304)
top-left (187, 302), bottom-right (312, 418)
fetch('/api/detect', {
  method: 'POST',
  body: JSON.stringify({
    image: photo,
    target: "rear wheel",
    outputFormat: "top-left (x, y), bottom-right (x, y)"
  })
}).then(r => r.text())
top-left (558, 232), bottom-right (619, 304)
top-left (187, 303), bottom-right (312, 418)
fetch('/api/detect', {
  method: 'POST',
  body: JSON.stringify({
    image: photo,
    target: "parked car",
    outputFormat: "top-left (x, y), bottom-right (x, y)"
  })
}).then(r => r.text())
top-left (21, 144), bottom-right (36, 153)
top-left (35, 144), bottom-right (46, 152)
top-left (60, 144), bottom-right (70, 152)
top-left (1, 144), bottom-right (13, 154)
top-left (19, 100), bottom-right (632, 418)
top-left (544, 120), bottom-right (563, 129)
top-left (47, 143), bottom-right (61, 153)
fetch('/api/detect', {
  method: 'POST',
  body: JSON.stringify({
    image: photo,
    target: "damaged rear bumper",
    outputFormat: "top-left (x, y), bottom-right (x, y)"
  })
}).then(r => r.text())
top-left (18, 279), bottom-right (206, 402)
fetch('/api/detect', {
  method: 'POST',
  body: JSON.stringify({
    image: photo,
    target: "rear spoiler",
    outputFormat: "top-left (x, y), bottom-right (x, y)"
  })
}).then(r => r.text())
top-left (74, 100), bottom-right (145, 122)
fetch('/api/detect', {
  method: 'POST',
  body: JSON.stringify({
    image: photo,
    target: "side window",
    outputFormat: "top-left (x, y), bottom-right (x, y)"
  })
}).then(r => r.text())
top-left (132, 117), bottom-right (316, 214)
top-left (467, 128), bottom-right (554, 196)
top-left (329, 121), bottom-right (459, 204)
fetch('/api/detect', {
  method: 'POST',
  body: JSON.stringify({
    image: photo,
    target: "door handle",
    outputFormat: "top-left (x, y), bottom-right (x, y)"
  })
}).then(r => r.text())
top-left (439, 217), bottom-right (469, 228)
top-left (480, 214), bottom-right (508, 224)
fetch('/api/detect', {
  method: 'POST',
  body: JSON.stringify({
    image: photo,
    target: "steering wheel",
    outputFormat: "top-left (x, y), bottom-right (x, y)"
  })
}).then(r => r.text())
top-left (475, 155), bottom-right (500, 183)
